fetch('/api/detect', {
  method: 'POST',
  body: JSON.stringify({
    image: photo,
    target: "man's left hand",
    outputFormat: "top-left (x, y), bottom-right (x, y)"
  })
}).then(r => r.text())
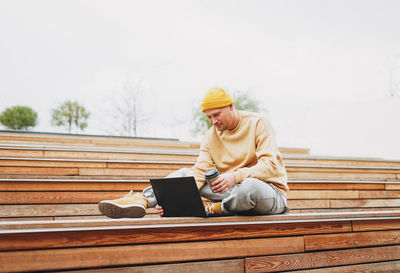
top-left (211, 172), bottom-right (236, 194)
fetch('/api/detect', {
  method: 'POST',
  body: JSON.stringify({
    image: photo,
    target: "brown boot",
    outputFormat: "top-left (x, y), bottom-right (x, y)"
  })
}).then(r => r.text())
top-left (99, 190), bottom-right (148, 218)
top-left (203, 201), bottom-right (223, 215)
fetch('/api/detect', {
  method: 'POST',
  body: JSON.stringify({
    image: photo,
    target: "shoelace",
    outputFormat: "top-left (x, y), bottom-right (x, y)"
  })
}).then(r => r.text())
top-left (204, 202), bottom-right (215, 214)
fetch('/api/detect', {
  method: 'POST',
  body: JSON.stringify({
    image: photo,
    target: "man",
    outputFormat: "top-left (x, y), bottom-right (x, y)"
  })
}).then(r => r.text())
top-left (99, 88), bottom-right (289, 218)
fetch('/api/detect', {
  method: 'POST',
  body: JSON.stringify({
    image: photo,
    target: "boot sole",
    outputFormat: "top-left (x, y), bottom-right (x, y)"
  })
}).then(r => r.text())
top-left (98, 201), bottom-right (146, 218)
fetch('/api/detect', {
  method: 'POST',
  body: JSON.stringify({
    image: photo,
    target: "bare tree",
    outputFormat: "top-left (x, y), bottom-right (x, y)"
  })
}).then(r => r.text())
top-left (386, 54), bottom-right (400, 97)
top-left (104, 75), bottom-right (151, 137)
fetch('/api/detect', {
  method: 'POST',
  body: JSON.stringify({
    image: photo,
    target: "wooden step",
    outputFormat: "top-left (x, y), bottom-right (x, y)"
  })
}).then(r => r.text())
top-left (0, 211), bottom-right (399, 272)
top-left (0, 131), bottom-right (310, 155)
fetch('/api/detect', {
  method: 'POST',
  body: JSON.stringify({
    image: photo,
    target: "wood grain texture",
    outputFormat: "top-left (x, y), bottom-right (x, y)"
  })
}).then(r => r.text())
top-left (0, 166), bottom-right (79, 176)
top-left (287, 190), bottom-right (359, 199)
top-left (0, 221), bottom-right (349, 251)
top-left (245, 245), bottom-right (400, 273)
top-left (0, 236), bottom-right (304, 272)
top-left (285, 260), bottom-right (400, 273)
top-left (0, 204), bottom-right (99, 217)
top-left (0, 191), bottom-right (127, 204)
top-left (304, 230), bottom-right (400, 251)
top-left (331, 199), bottom-right (400, 208)
top-left (353, 219), bottom-right (400, 231)
top-left (67, 259), bottom-right (245, 273)
top-left (0, 181), bottom-right (148, 191)
top-left (289, 183), bottom-right (385, 190)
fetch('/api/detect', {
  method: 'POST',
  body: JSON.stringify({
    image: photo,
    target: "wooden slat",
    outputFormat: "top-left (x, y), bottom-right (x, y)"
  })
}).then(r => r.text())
top-left (288, 200), bottom-right (330, 209)
top-left (285, 260), bottom-right (400, 273)
top-left (287, 190), bottom-right (359, 199)
top-left (44, 150), bottom-right (197, 161)
top-left (0, 236), bottom-right (304, 273)
top-left (284, 158), bottom-right (400, 167)
top-left (0, 204), bottom-right (100, 217)
top-left (331, 199), bottom-right (400, 208)
top-left (288, 171), bottom-right (397, 180)
top-left (0, 221), bottom-right (349, 251)
top-left (3, 210), bottom-right (399, 229)
top-left (304, 230), bottom-right (400, 251)
top-left (359, 190), bottom-right (400, 198)
top-left (289, 182), bottom-right (385, 190)
top-left (245, 245), bottom-right (400, 273)
top-left (353, 219), bottom-right (400, 232)
top-left (0, 191), bottom-right (127, 204)
top-left (78, 168), bottom-right (174, 177)
top-left (0, 166), bottom-right (79, 176)
top-left (0, 158), bottom-right (107, 168)
top-left (0, 149), bottom-right (44, 158)
top-left (387, 183), bottom-right (400, 190)
top-left (66, 259), bottom-right (245, 273)
top-left (0, 180), bottom-right (149, 191)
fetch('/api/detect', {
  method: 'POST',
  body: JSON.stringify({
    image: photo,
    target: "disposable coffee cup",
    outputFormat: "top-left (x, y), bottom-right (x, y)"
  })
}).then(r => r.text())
top-left (204, 168), bottom-right (220, 187)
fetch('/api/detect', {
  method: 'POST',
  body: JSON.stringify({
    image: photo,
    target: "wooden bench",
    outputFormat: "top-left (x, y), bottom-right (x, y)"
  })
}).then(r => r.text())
top-left (0, 131), bottom-right (310, 154)
top-left (1, 177), bottom-right (399, 221)
top-left (1, 131), bottom-right (399, 271)
top-left (0, 210), bottom-right (399, 272)
top-left (1, 155), bottom-right (399, 179)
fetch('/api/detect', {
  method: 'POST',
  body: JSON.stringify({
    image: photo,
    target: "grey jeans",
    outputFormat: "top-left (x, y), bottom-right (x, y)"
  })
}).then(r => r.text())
top-left (143, 168), bottom-right (289, 215)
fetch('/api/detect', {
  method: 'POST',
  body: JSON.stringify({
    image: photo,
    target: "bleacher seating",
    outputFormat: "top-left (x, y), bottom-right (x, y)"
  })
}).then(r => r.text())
top-left (0, 131), bottom-right (399, 272)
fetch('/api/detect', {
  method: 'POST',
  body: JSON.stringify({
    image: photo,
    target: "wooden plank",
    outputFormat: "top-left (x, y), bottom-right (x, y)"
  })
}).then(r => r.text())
top-left (331, 199), bottom-right (400, 208)
top-left (0, 149), bottom-right (44, 157)
top-left (0, 221), bottom-right (349, 251)
top-left (106, 162), bottom-right (192, 169)
top-left (0, 166), bottom-right (79, 176)
top-left (285, 260), bottom-right (400, 273)
top-left (287, 190), bottom-right (359, 199)
top-left (78, 168), bottom-right (174, 177)
top-left (67, 259), bottom-right (245, 273)
top-left (245, 245), bottom-right (400, 273)
top-left (387, 183), bottom-right (400, 190)
top-left (288, 200), bottom-right (330, 209)
top-left (353, 219), bottom-right (400, 232)
top-left (304, 230), bottom-right (400, 251)
top-left (359, 190), bottom-right (400, 198)
top-left (284, 158), bottom-right (400, 167)
top-left (289, 183), bottom-right (385, 190)
top-left (44, 150), bottom-right (197, 161)
top-left (0, 158), bottom-right (107, 168)
top-left (0, 204), bottom-right (100, 217)
top-left (286, 166), bottom-right (400, 173)
top-left (0, 181), bottom-right (149, 191)
top-left (288, 171), bottom-right (397, 180)
top-left (3, 210), bottom-right (398, 229)
top-left (298, 207), bottom-right (400, 213)
top-left (0, 236), bottom-right (304, 272)
top-left (0, 191), bottom-right (127, 204)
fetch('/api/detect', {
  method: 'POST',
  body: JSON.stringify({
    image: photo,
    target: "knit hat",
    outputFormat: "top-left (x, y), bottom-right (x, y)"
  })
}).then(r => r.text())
top-left (201, 88), bottom-right (234, 112)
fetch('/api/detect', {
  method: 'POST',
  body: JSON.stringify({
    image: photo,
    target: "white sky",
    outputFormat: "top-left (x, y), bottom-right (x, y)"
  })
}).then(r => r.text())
top-left (0, 0), bottom-right (399, 159)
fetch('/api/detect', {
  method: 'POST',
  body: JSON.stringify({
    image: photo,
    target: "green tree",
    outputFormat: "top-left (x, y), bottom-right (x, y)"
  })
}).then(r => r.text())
top-left (51, 100), bottom-right (90, 133)
top-left (192, 90), bottom-right (265, 136)
top-left (0, 106), bottom-right (38, 130)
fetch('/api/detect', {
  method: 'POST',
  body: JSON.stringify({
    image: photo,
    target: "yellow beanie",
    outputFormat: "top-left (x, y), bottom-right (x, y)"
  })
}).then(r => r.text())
top-left (201, 88), bottom-right (234, 112)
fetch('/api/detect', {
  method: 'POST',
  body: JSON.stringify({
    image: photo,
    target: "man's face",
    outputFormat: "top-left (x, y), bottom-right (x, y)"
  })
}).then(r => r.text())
top-left (203, 105), bottom-right (234, 131)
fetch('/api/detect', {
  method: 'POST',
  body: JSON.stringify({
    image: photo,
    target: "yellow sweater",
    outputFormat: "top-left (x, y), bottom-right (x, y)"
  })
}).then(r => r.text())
top-left (190, 111), bottom-right (289, 195)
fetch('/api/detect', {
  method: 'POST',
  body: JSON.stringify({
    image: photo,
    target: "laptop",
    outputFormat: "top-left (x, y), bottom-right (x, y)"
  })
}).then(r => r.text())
top-left (150, 176), bottom-right (207, 217)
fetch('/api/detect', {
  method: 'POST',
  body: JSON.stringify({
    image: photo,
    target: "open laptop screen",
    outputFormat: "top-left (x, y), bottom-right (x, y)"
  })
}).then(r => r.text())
top-left (150, 176), bottom-right (207, 217)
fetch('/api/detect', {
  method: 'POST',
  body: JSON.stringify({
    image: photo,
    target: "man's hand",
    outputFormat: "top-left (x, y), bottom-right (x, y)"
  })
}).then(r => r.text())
top-left (211, 172), bottom-right (236, 193)
top-left (155, 205), bottom-right (164, 217)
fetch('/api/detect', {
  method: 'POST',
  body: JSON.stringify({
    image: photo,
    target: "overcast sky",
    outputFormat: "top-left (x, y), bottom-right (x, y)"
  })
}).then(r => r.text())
top-left (1, 0), bottom-right (399, 159)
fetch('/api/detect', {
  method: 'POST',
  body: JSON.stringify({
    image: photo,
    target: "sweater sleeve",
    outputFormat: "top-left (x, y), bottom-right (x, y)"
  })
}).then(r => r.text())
top-left (190, 136), bottom-right (216, 189)
top-left (233, 117), bottom-right (279, 183)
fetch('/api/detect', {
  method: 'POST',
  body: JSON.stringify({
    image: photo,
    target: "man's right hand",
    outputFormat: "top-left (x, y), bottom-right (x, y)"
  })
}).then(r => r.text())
top-left (155, 205), bottom-right (164, 217)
